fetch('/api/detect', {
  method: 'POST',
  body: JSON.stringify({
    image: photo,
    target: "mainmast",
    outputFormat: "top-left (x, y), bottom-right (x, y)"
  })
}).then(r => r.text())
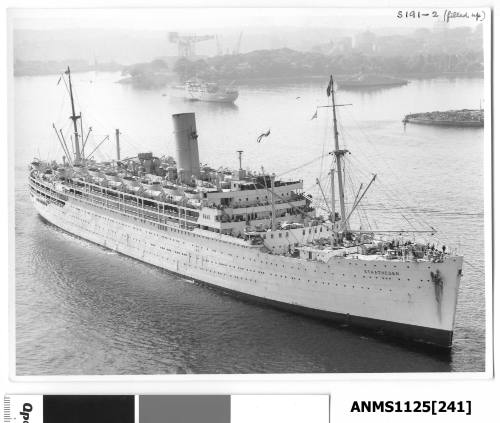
top-left (328, 75), bottom-right (348, 230)
top-left (270, 173), bottom-right (276, 231)
top-left (66, 67), bottom-right (82, 163)
top-left (115, 129), bottom-right (121, 161)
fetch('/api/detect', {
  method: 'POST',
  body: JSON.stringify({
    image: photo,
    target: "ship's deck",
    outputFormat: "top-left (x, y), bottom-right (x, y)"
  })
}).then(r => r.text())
top-left (30, 173), bottom-right (458, 264)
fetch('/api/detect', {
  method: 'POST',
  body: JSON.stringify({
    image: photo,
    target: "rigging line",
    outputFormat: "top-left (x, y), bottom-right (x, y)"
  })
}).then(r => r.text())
top-left (306, 172), bottom-right (333, 203)
top-left (252, 177), bottom-right (304, 246)
top-left (316, 178), bottom-right (332, 216)
top-left (361, 201), bottom-right (373, 231)
top-left (71, 84), bottom-right (150, 155)
top-left (59, 120), bottom-right (72, 140)
top-left (375, 176), bottom-right (433, 229)
top-left (74, 84), bottom-right (157, 157)
top-left (400, 213), bottom-right (419, 231)
top-left (247, 176), bottom-right (301, 245)
top-left (60, 72), bottom-right (74, 107)
top-left (346, 152), bottom-right (433, 230)
top-left (342, 110), bottom-right (435, 225)
top-left (352, 186), bottom-right (366, 229)
top-left (345, 167), bottom-right (367, 229)
top-left (276, 152), bottom-right (331, 178)
top-left (118, 133), bottom-right (145, 158)
top-left (370, 195), bottom-right (415, 228)
top-left (346, 158), bottom-right (409, 229)
top-left (350, 171), bottom-right (373, 231)
top-left (336, 108), bottom-right (346, 146)
top-left (343, 159), bottom-right (372, 215)
top-left (344, 170), bottom-right (358, 226)
top-left (55, 89), bottom-right (68, 124)
top-left (67, 98), bottom-right (143, 153)
top-left (338, 124), bottom-right (388, 179)
top-left (318, 118), bottom-right (328, 181)
top-left (72, 82), bottom-right (108, 159)
top-left (324, 173), bottom-right (332, 208)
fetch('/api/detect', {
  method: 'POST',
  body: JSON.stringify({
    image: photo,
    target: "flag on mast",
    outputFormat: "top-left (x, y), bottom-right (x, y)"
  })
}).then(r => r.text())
top-left (311, 109), bottom-right (318, 120)
top-left (257, 129), bottom-right (271, 143)
top-left (326, 75), bottom-right (334, 97)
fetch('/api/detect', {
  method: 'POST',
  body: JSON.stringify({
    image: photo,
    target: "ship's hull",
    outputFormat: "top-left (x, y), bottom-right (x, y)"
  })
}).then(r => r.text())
top-left (171, 86), bottom-right (239, 103)
top-left (186, 90), bottom-right (239, 103)
top-left (29, 182), bottom-right (462, 349)
top-left (194, 278), bottom-right (453, 348)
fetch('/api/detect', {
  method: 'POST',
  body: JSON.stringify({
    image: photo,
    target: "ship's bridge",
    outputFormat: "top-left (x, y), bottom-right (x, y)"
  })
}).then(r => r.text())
top-left (196, 179), bottom-right (313, 237)
top-left (203, 179), bottom-right (303, 208)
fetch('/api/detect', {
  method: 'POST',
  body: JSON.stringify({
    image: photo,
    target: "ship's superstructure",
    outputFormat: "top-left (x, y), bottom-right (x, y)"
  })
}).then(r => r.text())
top-left (28, 69), bottom-right (463, 348)
top-left (173, 80), bottom-right (239, 103)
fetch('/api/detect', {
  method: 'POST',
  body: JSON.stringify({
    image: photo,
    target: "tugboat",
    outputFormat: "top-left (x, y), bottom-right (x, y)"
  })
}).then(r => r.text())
top-left (403, 109), bottom-right (484, 128)
top-left (172, 80), bottom-right (239, 103)
top-left (28, 70), bottom-right (463, 349)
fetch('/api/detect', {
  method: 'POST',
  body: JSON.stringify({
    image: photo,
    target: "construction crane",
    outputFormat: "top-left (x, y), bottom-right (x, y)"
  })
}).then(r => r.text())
top-left (168, 32), bottom-right (215, 58)
top-left (232, 31), bottom-right (243, 55)
top-left (216, 35), bottom-right (223, 56)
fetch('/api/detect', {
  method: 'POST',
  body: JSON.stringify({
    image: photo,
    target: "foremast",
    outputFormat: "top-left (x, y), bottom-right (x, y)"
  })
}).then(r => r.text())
top-left (66, 66), bottom-right (82, 164)
top-left (328, 75), bottom-right (349, 232)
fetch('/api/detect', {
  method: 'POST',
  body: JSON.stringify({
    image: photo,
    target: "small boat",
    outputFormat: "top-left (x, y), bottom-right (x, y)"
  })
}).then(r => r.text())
top-left (403, 109), bottom-right (484, 128)
top-left (172, 80), bottom-right (239, 103)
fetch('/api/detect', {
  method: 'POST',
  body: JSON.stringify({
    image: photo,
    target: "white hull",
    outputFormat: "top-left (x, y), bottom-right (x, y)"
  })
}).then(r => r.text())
top-left (186, 90), bottom-right (238, 103)
top-left (172, 86), bottom-right (238, 103)
top-left (30, 185), bottom-right (463, 348)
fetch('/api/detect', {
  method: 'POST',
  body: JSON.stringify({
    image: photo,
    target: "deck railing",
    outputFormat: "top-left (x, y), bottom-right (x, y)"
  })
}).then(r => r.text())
top-left (29, 176), bottom-right (200, 231)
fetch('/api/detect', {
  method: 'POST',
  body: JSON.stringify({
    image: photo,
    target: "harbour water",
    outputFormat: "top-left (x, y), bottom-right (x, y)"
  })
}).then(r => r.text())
top-left (14, 72), bottom-right (485, 374)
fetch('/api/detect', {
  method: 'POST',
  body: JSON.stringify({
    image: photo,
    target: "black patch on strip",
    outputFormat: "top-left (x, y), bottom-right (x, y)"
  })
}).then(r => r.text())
top-left (43, 395), bottom-right (134, 423)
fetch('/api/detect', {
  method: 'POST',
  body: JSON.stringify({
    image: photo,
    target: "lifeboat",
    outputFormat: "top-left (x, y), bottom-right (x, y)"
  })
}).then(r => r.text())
top-left (183, 189), bottom-right (201, 200)
top-left (87, 167), bottom-right (100, 178)
top-left (42, 169), bottom-right (53, 181)
top-left (56, 167), bottom-right (68, 179)
top-left (141, 180), bottom-right (165, 200)
top-left (122, 176), bottom-right (143, 195)
top-left (72, 165), bottom-right (87, 177)
top-left (90, 171), bottom-right (108, 186)
top-left (104, 171), bottom-right (123, 190)
top-left (162, 184), bottom-right (182, 197)
top-left (30, 161), bottom-right (41, 171)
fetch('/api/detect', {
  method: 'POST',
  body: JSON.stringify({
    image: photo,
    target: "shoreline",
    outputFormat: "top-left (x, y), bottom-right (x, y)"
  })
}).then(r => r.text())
top-left (14, 70), bottom-right (484, 81)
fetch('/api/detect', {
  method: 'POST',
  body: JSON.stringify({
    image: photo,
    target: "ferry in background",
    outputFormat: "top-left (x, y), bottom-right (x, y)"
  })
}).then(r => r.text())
top-left (172, 80), bottom-right (239, 103)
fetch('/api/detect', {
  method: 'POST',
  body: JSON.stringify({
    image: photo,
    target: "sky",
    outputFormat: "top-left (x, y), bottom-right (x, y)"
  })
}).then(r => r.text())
top-left (9, 7), bottom-right (485, 31)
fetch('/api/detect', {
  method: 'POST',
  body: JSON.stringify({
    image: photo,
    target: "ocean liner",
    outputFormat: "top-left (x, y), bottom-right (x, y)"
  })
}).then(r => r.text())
top-left (29, 69), bottom-right (463, 348)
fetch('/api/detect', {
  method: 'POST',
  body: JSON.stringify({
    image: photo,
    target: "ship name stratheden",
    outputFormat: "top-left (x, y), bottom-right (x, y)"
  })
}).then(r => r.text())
top-left (364, 270), bottom-right (400, 276)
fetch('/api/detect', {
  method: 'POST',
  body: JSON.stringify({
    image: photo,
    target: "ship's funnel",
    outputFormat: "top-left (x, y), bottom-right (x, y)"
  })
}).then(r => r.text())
top-left (172, 112), bottom-right (200, 183)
